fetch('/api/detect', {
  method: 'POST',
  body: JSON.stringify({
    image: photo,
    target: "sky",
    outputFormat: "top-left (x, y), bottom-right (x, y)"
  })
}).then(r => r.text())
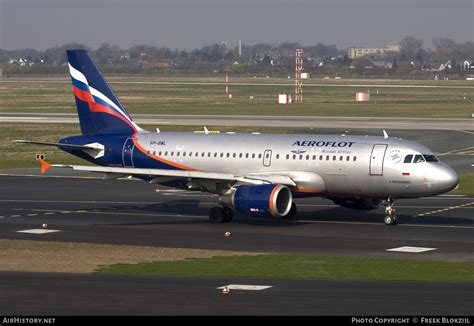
top-left (0, 0), bottom-right (472, 51)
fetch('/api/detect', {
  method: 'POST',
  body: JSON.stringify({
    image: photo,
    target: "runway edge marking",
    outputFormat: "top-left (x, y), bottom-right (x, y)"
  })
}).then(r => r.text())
top-left (386, 246), bottom-right (437, 253)
top-left (217, 285), bottom-right (273, 291)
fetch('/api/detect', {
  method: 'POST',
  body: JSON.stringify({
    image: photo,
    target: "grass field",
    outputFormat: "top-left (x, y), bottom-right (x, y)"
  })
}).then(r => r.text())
top-left (0, 77), bottom-right (472, 117)
top-left (96, 254), bottom-right (474, 282)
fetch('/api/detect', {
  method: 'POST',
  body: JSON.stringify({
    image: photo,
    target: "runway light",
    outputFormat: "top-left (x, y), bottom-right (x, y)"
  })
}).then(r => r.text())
top-left (41, 223), bottom-right (48, 229)
top-left (222, 286), bottom-right (230, 294)
top-left (224, 231), bottom-right (231, 237)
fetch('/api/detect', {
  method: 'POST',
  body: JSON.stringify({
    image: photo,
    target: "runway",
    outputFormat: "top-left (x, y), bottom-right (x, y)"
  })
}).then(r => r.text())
top-left (0, 173), bottom-right (473, 315)
top-left (1, 272), bottom-right (472, 315)
top-left (1, 112), bottom-right (473, 130)
top-left (0, 174), bottom-right (472, 261)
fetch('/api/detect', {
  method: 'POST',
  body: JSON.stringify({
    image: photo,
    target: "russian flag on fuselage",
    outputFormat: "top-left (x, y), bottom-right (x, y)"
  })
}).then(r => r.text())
top-left (67, 50), bottom-right (141, 135)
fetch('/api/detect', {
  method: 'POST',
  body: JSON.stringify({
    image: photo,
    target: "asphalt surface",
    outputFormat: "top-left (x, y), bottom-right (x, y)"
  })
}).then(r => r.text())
top-left (0, 174), bottom-right (472, 262)
top-left (1, 112), bottom-right (473, 130)
top-left (0, 173), bottom-right (473, 315)
top-left (1, 272), bottom-right (472, 315)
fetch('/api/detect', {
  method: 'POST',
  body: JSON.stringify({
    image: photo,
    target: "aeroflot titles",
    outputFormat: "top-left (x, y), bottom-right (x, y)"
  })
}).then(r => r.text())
top-left (292, 141), bottom-right (355, 147)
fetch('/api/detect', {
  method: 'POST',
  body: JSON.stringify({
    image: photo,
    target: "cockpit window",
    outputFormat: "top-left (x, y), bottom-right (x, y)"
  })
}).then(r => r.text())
top-left (413, 154), bottom-right (425, 163)
top-left (404, 155), bottom-right (413, 163)
top-left (423, 154), bottom-right (439, 162)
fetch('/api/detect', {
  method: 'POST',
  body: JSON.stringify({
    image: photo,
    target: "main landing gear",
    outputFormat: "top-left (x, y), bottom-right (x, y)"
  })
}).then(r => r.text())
top-left (209, 206), bottom-right (233, 223)
top-left (384, 198), bottom-right (398, 225)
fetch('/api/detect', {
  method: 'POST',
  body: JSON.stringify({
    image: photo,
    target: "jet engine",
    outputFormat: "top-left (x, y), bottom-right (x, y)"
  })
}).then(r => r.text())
top-left (331, 197), bottom-right (383, 210)
top-left (220, 184), bottom-right (293, 218)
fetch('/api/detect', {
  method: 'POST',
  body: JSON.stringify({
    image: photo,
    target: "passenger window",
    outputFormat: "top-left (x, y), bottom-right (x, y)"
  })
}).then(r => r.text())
top-left (158, 151), bottom-right (162, 156)
top-left (333, 155), bottom-right (336, 161)
top-left (214, 152), bottom-right (217, 157)
top-left (258, 154), bottom-right (262, 159)
top-left (220, 153), bottom-right (224, 158)
top-left (201, 152), bottom-right (205, 157)
top-left (252, 153), bottom-right (255, 158)
top-left (326, 155), bottom-right (330, 160)
top-left (246, 153), bottom-right (249, 158)
top-left (176, 152), bottom-right (180, 156)
top-left (226, 153), bottom-right (230, 158)
top-left (319, 155), bottom-right (323, 160)
top-left (312, 155), bottom-right (316, 160)
top-left (404, 155), bottom-right (413, 163)
top-left (293, 155), bottom-right (296, 160)
top-left (153, 151), bottom-right (156, 155)
top-left (208, 152), bottom-right (211, 157)
top-left (286, 154), bottom-right (289, 159)
top-left (164, 151), bottom-right (168, 156)
top-left (239, 153), bottom-right (243, 158)
top-left (276, 154), bottom-right (280, 159)
top-left (346, 156), bottom-right (350, 161)
top-left (299, 155), bottom-right (303, 160)
top-left (353, 156), bottom-right (357, 161)
top-left (171, 152), bottom-right (174, 156)
top-left (183, 152), bottom-right (186, 157)
top-left (233, 153), bottom-right (236, 158)
top-left (339, 156), bottom-right (343, 161)
top-left (306, 155), bottom-right (310, 160)
top-left (414, 154), bottom-right (425, 163)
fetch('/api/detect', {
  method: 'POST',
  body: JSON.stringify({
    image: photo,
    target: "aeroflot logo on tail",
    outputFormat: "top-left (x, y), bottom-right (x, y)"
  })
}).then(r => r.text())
top-left (292, 141), bottom-right (355, 147)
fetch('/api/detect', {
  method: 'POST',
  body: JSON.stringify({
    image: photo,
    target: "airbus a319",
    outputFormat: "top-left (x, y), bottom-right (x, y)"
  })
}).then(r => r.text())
top-left (18, 50), bottom-right (459, 225)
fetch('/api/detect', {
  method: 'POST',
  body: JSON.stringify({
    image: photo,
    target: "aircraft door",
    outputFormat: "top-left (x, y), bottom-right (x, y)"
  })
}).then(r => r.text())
top-left (122, 138), bottom-right (135, 167)
top-left (263, 149), bottom-right (272, 167)
top-left (370, 144), bottom-right (387, 175)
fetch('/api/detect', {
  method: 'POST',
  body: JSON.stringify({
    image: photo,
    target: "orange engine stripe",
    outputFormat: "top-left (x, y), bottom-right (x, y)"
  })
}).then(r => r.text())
top-left (132, 134), bottom-right (200, 171)
top-left (268, 184), bottom-right (281, 217)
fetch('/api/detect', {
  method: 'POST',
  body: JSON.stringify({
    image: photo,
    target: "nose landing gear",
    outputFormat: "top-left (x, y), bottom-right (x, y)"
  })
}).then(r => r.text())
top-left (384, 198), bottom-right (398, 225)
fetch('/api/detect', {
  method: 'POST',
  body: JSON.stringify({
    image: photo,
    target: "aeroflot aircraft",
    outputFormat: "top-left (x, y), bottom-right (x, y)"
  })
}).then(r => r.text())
top-left (19, 50), bottom-right (459, 225)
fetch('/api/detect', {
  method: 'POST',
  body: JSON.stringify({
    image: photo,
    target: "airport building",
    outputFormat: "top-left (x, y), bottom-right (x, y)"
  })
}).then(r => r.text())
top-left (348, 45), bottom-right (400, 59)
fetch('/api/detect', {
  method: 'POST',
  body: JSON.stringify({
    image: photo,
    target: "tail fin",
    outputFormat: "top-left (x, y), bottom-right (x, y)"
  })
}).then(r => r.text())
top-left (66, 49), bottom-right (142, 135)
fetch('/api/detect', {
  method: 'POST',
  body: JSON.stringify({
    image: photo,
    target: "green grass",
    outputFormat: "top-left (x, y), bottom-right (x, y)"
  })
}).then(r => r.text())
top-left (449, 172), bottom-right (474, 195)
top-left (96, 254), bottom-right (474, 282)
top-left (0, 78), bottom-right (472, 117)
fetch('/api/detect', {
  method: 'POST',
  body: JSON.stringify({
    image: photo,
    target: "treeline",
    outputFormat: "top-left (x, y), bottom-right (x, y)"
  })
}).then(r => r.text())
top-left (0, 36), bottom-right (472, 79)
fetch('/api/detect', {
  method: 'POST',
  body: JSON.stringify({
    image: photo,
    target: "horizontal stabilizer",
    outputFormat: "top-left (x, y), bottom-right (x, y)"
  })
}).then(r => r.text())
top-left (14, 140), bottom-right (95, 150)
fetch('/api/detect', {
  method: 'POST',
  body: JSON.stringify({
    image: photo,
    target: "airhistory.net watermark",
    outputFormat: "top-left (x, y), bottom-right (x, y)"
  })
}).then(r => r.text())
top-left (2, 317), bottom-right (55, 325)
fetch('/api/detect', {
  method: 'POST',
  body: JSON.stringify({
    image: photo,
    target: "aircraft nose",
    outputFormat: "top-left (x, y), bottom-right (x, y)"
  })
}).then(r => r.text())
top-left (435, 165), bottom-right (459, 192)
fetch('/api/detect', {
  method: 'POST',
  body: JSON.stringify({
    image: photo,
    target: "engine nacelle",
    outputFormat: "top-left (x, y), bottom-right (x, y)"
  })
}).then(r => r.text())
top-left (331, 197), bottom-right (383, 210)
top-left (220, 184), bottom-right (293, 218)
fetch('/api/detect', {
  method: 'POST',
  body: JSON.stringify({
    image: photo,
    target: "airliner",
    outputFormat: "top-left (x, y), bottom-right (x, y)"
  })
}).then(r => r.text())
top-left (18, 50), bottom-right (459, 225)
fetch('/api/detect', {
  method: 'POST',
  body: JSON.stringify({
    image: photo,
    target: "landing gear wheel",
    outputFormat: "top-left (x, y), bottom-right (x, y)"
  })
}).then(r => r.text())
top-left (283, 203), bottom-right (297, 219)
top-left (209, 207), bottom-right (226, 223)
top-left (383, 197), bottom-right (398, 225)
top-left (384, 214), bottom-right (398, 225)
top-left (222, 206), bottom-right (233, 223)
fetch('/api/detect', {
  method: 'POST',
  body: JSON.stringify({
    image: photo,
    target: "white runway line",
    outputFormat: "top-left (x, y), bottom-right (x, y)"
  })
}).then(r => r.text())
top-left (10, 215), bottom-right (21, 217)
top-left (27, 214), bottom-right (38, 216)
top-left (217, 285), bottom-right (273, 291)
top-left (386, 246), bottom-right (437, 253)
top-left (17, 229), bottom-right (61, 234)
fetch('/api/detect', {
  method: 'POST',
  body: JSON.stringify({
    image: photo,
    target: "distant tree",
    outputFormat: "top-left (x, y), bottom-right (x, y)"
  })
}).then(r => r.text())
top-left (262, 55), bottom-right (272, 66)
top-left (400, 36), bottom-right (424, 60)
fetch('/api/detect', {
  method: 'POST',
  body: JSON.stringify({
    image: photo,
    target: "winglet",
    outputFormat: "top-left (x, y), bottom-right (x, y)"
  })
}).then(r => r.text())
top-left (383, 129), bottom-right (389, 139)
top-left (38, 158), bottom-right (52, 174)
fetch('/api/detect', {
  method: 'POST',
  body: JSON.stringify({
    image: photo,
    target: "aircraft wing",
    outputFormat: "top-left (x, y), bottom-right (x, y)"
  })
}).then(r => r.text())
top-left (43, 163), bottom-right (297, 188)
